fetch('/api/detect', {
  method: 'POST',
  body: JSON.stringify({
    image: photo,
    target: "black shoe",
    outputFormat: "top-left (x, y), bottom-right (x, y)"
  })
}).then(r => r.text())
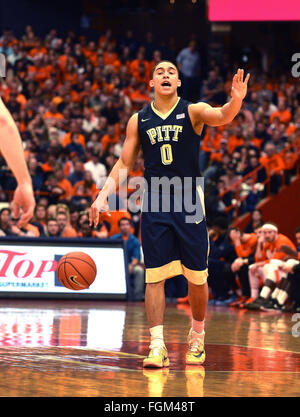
top-left (282, 301), bottom-right (300, 313)
top-left (245, 296), bottom-right (267, 310)
top-left (293, 303), bottom-right (300, 313)
top-left (260, 298), bottom-right (278, 311)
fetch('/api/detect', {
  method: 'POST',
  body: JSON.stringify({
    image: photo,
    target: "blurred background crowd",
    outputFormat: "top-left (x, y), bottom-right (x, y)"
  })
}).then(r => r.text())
top-left (0, 15), bottom-right (299, 308)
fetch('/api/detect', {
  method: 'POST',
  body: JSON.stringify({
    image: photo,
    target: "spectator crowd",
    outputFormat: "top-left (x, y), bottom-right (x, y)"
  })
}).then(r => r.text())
top-left (0, 26), bottom-right (299, 308)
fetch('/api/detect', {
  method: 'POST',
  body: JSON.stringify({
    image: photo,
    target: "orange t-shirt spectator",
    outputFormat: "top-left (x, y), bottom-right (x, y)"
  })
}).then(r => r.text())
top-left (130, 83), bottom-right (151, 111)
top-left (129, 52), bottom-right (150, 79)
top-left (62, 121), bottom-right (86, 148)
top-left (101, 125), bottom-right (120, 153)
top-left (72, 171), bottom-right (98, 200)
top-left (201, 127), bottom-right (222, 153)
top-left (270, 101), bottom-right (292, 126)
top-left (260, 143), bottom-right (285, 176)
top-left (56, 212), bottom-right (78, 238)
top-left (99, 210), bottom-right (132, 237)
top-left (44, 103), bottom-right (64, 123)
top-left (261, 233), bottom-right (296, 262)
top-left (229, 229), bottom-right (258, 258)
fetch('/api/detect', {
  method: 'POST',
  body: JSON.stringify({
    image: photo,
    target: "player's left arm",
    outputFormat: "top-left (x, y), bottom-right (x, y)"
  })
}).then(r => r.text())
top-left (190, 69), bottom-right (250, 127)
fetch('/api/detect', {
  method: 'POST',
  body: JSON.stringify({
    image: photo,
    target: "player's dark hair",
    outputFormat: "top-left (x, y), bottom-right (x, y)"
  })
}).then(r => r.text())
top-left (295, 226), bottom-right (300, 234)
top-left (151, 60), bottom-right (179, 79)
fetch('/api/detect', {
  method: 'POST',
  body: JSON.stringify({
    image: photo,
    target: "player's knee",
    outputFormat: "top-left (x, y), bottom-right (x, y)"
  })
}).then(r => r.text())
top-left (146, 279), bottom-right (165, 288)
top-left (188, 280), bottom-right (207, 289)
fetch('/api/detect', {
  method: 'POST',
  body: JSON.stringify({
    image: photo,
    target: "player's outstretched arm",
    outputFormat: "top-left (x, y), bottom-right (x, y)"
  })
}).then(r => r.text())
top-left (89, 113), bottom-right (140, 227)
top-left (0, 97), bottom-right (35, 227)
top-left (190, 69), bottom-right (250, 127)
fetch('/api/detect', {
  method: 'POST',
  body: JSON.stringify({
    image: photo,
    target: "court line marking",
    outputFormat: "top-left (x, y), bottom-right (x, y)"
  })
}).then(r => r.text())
top-left (19, 355), bottom-right (139, 372)
top-left (0, 346), bottom-right (146, 359)
top-left (54, 346), bottom-right (146, 358)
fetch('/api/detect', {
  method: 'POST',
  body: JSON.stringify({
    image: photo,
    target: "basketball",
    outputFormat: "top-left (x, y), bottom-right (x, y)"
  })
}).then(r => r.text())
top-left (57, 251), bottom-right (97, 291)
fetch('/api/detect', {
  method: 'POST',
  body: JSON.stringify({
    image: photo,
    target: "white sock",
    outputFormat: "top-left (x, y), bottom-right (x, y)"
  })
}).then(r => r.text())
top-left (192, 318), bottom-right (205, 335)
top-left (149, 325), bottom-right (164, 347)
top-left (260, 286), bottom-right (271, 299)
top-left (277, 290), bottom-right (288, 306)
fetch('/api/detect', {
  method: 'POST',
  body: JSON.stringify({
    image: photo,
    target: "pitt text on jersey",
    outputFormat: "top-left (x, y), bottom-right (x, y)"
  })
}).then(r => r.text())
top-left (146, 124), bottom-right (183, 145)
top-left (146, 124), bottom-right (183, 166)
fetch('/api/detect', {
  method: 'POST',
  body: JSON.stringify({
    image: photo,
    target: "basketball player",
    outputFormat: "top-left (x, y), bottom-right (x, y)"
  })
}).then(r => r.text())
top-left (0, 97), bottom-right (35, 227)
top-left (89, 61), bottom-right (250, 367)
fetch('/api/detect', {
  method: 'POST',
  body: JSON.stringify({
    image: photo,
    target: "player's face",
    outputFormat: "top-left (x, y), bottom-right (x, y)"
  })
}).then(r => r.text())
top-left (263, 229), bottom-right (277, 242)
top-left (150, 63), bottom-right (181, 96)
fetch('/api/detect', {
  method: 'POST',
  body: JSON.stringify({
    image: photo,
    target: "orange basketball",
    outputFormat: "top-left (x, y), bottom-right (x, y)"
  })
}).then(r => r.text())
top-left (57, 251), bottom-right (97, 290)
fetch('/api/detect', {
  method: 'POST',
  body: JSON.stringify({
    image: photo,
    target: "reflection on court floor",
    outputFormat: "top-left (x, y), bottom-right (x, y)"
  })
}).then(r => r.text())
top-left (0, 300), bottom-right (299, 397)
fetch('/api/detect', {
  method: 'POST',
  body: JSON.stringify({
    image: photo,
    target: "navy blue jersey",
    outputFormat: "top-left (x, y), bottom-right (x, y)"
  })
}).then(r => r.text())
top-left (137, 97), bottom-right (201, 190)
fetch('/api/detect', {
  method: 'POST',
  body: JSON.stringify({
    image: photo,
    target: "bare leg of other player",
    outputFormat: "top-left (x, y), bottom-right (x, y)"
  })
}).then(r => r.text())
top-left (143, 280), bottom-right (169, 368)
top-left (186, 281), bottom-right (208, 364)
top-left (188, 281), bottom-right (208, 321)
top-left (145, 280), bottom-right (166, 328)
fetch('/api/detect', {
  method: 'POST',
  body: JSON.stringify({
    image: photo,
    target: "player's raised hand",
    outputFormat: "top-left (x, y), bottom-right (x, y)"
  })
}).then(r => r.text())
top-left (12, 181), bottom-right (36, 228)
top-left (231, 69), bottom-right (250, 101)
top-left (89, 192), bottom-right (110, 228)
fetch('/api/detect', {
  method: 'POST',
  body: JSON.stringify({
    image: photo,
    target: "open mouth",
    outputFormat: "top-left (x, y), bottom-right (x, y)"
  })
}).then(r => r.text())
top-left (161, 81), bottom-right (171, 87)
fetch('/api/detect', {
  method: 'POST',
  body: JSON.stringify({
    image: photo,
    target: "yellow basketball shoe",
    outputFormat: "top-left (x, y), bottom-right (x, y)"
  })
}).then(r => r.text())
top-left (143, 343), bottom-right (169, 368)
top-left (186, 329), bottom-right (206, 365)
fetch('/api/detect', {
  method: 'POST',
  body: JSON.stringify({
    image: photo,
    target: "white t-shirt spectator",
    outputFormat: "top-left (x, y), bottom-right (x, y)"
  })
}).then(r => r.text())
top-left (84, 161), bottom-right (107, 188)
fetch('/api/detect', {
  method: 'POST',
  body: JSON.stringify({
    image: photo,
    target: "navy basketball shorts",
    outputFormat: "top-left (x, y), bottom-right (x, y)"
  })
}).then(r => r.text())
top-left (141, 189), bottom-right (209, 285)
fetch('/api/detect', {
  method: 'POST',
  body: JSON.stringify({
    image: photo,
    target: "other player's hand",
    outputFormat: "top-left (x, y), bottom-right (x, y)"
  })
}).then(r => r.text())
top-left (231, 69), bottom-right (250, 101)
top-left (89, 193), bottom-right (110, 227)
top-left (12, 182), bottom-right (35, 228)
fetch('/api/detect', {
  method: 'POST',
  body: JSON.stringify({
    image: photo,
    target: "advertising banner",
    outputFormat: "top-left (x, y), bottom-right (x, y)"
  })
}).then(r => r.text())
top-left (0, 238), bottom-right (128, 299)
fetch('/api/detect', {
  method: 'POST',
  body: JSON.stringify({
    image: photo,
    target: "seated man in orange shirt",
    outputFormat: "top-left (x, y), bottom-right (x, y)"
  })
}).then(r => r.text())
top-left (229, 227), bottom-right (258, 306)
top-left (56, 211), bottom-right (78, 238)
top-left (246, 223), bottom-right (298, 310)
top-left (260, 142), bottom-right (285, 194)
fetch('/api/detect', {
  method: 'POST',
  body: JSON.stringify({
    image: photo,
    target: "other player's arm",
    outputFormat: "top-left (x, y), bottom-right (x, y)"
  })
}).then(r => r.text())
top-left (89, 113), bottom-right (140, 227)
top-left (0, 97), bottom-right (35, 227)
top-left (190, 69), bottom-right (250, 127)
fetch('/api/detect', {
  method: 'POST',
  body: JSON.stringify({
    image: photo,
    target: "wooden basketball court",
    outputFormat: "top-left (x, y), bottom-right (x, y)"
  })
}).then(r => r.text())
top-left (0, 299), bottom-right (299, 397)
